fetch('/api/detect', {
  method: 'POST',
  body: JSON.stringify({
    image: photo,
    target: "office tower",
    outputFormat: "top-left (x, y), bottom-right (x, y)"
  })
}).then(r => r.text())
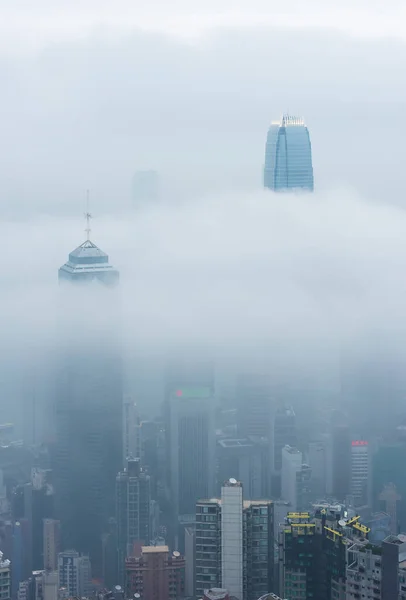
top-left (131, 170), bottom-right (160, 206)
top-left (263, 114), bottom-right (314, 192)
top-left (116, 458), bottom-right (151, 583)
top-left (281, 446), bottom-right (312, 512)
top-left (217, 438), bottom-right (269, 500)
top-left (166, 385), bottom-right (215, 519)
top-left (236, 373), bottom-right (272, 439)
top-left (57, 550), bottom-right (92, 598)
top-left (43, 519), bottom-right (60, 572)
top-left (123, 399), bottom-right (140, 464)
top-left (125, 546), bottom-right (185, 600)
top-left (350, 440), bottom-right (370, 507)
top-left (195, 479), bottom-right (273, 600)
top-left (0, 552), bottom-right (11, 600)
top-left (54, 235), bottom-right (122, 564)
top-left (328, 410), bottom-right (351, 500)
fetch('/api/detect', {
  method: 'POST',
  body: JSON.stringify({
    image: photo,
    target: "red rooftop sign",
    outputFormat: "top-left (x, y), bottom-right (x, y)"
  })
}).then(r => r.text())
top-left (352, 440), bottom-right (368, 446)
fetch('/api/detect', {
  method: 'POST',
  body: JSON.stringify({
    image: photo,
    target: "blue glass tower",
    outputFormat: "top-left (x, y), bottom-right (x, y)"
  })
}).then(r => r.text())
top-left (264, 115), bottom-right (314, 192)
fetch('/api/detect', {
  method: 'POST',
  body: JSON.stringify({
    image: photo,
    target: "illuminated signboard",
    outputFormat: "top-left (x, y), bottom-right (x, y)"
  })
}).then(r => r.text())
top-left (174, 387), bottom-right (212, 399)
top-left (351, 440), bottom-right (368, 446)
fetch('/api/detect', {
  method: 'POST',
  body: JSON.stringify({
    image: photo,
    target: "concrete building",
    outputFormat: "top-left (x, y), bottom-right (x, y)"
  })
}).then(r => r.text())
top-left (125, 546), bottom-right (185, 600)
top-left (273, 406), bottom-right (296, 473)
top-left (43, 519), bottom-right (60, 572)
top-left (236, 373), bottom-right (272, 439)
top-left (195, 479), bottom-right (273, 600)
top-left (307, 439), bottom-right (327, 498)
top-left (217, 438), bottom-right (268, 501)
top-left (350, 440), bottom-right (370, 507)
top-left (281, 446), bottom-right (312, 512)
top-left (184, 526), bottom-right (196, 596)
top-left (116, 458), bottom-right (151, 583)
top-left (0, 552), bottom-right (11, 600)
top-left (57, 550), bottom-right (92, 598)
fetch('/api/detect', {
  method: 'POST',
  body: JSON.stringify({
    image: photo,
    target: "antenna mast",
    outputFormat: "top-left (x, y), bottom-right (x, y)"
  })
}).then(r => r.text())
top-left (84, 189), bottom-right (92, 241)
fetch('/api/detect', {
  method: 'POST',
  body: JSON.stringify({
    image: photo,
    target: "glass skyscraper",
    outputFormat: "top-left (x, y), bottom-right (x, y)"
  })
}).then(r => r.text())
top-left (264, 114), bottom-right (314, 191)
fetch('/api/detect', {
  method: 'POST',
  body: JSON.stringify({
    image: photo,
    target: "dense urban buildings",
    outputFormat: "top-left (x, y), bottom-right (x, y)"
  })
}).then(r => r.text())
top-left (263, 114), bottom-right (314, 191)
top-left (0, 552), bottom-right (11, 600)
top-left (54, 236), bottom-right (122, 565)
top-left (57, 549), bottom-right (92, 598)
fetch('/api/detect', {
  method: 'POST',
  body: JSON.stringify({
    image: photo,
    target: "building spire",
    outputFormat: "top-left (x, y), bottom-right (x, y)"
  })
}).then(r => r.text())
top-left (84, 189), bottom-right (92, 241)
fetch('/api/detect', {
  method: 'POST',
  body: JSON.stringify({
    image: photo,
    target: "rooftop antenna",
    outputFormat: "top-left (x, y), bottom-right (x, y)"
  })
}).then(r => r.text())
top-left (84, 189), bottom-right (92, 241)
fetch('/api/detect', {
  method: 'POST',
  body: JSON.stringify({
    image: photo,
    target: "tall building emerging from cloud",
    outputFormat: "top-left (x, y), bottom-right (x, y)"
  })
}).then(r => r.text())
top-left (54, 235), bottom-right (122, 568)
top-left (264, 115), bottom-right (314, 192)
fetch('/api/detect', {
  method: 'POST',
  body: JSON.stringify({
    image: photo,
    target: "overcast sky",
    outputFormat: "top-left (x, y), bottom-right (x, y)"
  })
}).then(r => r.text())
top-left (1, 2), bottom-right (406, 434)
top-left (1, 1), bottom-right (406, 214)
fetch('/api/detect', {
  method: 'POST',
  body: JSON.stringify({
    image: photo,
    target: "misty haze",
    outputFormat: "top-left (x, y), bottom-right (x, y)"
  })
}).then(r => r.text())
top-left (0, 2), bottom-right (406, 600)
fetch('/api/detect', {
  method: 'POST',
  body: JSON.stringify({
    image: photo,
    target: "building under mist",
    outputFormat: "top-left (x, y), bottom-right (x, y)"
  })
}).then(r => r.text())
top-left (54, 237), bottom-right (122, 567)
top-left (264, 115), bottom-right (314, 192)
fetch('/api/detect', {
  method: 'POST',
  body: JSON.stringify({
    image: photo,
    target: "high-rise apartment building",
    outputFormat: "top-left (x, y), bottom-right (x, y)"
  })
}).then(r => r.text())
top-left (217, 438), bottom-right (269, 500)
top-left (0, 552), bottom-right (11, 600)
top-left (264, 115), bottom-right (314, 192)
top-left (57, 550), bottom-right (92, 598)
top-left (195, 479), bottom-right (273, 600)
top-left (116, 458), bottom-right (151, 583)
top-left (125, 546), bottom-right (185, 600)
top-left (350, 440), bottom-right (370, 507)
top-left (281, 446), bottom-right (312, 512)
top-left (54, 236), bottom-right (122, 563)
top-left (328, 410), bottom-right (351, 501)
top-left (43, 519), bottom-right (60, 572)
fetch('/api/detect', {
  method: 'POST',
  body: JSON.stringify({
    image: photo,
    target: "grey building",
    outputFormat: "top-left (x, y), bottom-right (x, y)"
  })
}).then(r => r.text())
top-left (116, 458), bottom-right (151, 583)
top-left (54, 237), bottom-right (122, 564)
top-left (217, 438), bottom-right (269, 499)
top-left (195, 479), bottom-right (273, 600)
top-left (57, 550), bottom-right (91, 598)
top-left (264, 115), bottom-right (314, 192)
top-left (166, 385), bottom-right (215, 519)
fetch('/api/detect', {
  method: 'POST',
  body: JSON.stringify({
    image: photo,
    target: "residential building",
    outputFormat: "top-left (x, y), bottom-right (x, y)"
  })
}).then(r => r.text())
top-left (195, 478), bottom-right (273, 600)
top-left (264, 114), bottom-right (314, 192)
top-left (0, 552), bottom-right (11, 600)
top-left (57, 550), bottom-right (92, 598)
top-left (116, 458), bottom-right (151, 583)
top-left (43, 519), bottom-right (60, 572)
top-left (125, 546), bottom-right (185, 600)
top-left (350, 440), bottom-right (370, 507)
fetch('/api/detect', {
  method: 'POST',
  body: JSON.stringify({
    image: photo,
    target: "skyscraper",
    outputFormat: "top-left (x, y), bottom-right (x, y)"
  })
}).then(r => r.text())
top-left (264, 115), bottom-right (314, 192)
top-left (54, 233), bottom-right (122, 566)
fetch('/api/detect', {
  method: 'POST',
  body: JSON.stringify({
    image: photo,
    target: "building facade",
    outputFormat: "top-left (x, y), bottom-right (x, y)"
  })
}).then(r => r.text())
top-left (350, 440), bottom-right (370, 507)
top-left (125, 546), bottom-right (185, 600)
top-left (57, 550), bottom-right (92, 598)
top-left (264, 115), bottom-right (314, 192)
top-left (195, 479), bottom-right (273, 600)
top-left (116, 458), bottom-right (151, 582)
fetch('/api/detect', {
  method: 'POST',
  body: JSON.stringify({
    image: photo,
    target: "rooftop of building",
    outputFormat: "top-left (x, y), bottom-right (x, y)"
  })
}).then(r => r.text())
top-left (218, 438), bottom-right (254, 448)
top-left (197, 497), bottom-right (272, 508)
top-left (271, 114), bottom-right (305, 127)
top-left (141, 545), bottom-right (168, 553)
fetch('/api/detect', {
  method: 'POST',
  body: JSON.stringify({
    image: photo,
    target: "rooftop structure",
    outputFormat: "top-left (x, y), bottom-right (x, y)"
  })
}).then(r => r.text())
top-left (58, 240), bottom-right (119, 286)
